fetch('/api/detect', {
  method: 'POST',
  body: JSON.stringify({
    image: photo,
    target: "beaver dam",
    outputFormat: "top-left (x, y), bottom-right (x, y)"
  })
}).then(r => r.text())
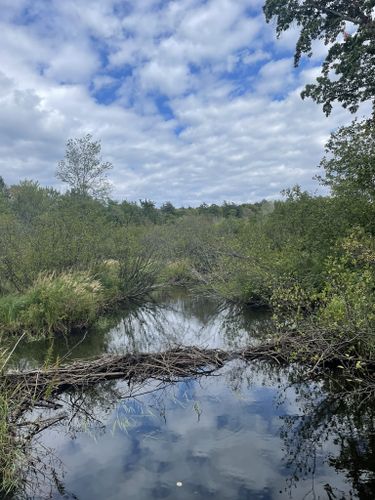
top-left (3, 290), bottom-right (375, 499)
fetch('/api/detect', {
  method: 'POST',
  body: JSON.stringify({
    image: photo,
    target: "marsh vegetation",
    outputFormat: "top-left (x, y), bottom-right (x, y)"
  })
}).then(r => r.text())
top-left (0, 2), bottom-right (374, 493)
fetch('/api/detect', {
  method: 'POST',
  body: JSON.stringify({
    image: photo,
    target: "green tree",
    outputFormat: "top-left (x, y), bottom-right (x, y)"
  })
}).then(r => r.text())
top-left (9, 180), bottom-right (58, 224)
top-left (0, 176), bottom-right (6, 195)
top-left (264, 0), bottom-right (375, 115)
top-left (0, 177), bottom-right (9, 213)
top-left (140, 199), bottom-right (158, 223)
top-left (222, 201), bottom-right (242, 218)
top-left (160, 201), bottom-right (176, 216)
top-left (56, 134), bottom-right (113, 198)
top-left (319, 120), bottom-right (375, 201)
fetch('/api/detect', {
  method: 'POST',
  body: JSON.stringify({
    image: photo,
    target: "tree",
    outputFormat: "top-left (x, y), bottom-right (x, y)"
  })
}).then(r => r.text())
top-left (56, 134), bottom-right (113, 198)
top-left (264, 0), bottom-right (375, 115)
top-left (9, 180), bottom-right (58, 224)
top-left (160, 201), bottom-right (176, 216)
top-left (0, 176), bottom-right (10, 214)
top-left (140, 199), bottom-right (158, 223)
top-left (318, 120), bottom-right (375, 201)
top-left (0, 176), bottom-right (6, 194)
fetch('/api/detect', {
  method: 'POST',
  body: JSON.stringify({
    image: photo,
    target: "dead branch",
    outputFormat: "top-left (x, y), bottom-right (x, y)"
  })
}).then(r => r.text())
top-left (2, 332), bottom-right (375, 414)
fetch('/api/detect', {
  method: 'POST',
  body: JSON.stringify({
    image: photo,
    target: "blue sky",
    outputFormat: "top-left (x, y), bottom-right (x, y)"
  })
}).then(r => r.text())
top-left (0, 0), bottom-right (367, 205)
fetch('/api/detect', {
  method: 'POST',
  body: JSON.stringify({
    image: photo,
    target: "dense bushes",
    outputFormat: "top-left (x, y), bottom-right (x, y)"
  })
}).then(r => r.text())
top-left (0, 183), bottom-right (163, 338)
top-left (315, 230), bottom-right (375, 356)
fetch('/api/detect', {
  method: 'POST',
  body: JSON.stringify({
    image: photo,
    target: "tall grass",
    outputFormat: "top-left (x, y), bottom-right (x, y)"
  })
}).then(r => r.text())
top-left (0, 254), bottom-right (161, 338)
top-left (0, 345), bottom-right (23, 497)
top-left (0, 271), bottom-right (103, 338)
top-left (0, 388), bottom-right (22, 497)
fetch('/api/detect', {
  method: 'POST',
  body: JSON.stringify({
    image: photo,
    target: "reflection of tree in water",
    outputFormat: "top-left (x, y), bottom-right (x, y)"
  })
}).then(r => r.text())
top-left (219, 303), bottom-right (272, 347)
top-left (118, 294), bottom-right (272, 352)
top-left (111, 302), bottom-right (183, 352)
top-left (15, 361), bottom-right (375, 499)
top-left (5, 312), bottom-right (122, 369)
top-left (279, 379), bottom-right (375, 499)
top-left (159, 288), bottom-right (224, 324)
top-left (7, 291), bottom-right (273, 374)
top-left (21, 378), bottom-right (190, 498)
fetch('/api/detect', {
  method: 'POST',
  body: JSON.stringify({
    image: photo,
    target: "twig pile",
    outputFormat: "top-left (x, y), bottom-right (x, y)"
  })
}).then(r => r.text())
top-left (3, 331), bottom-right (375, 405)
top-left (2, 343), bottom-right (290, 401)
top-left (4, 347), bottom-right (227, 397)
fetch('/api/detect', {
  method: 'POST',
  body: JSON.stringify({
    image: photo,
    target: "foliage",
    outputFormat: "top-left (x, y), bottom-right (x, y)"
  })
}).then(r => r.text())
top-left (264, 0), bottom-right (375, 115)
top-left (160, 259), bottom-right (194, 284)
top-left (0, 387), bottom-right (20, 496)
top-left (318, 119), bottom-right (375, 201)
top-left (316, 229), bottom-right (375, 354)
top-left (8, 180), bottom-right (58, 224)
top-left (0, 271), bottom-right (103, 337)
top-left (56, 134), bottom-right (113, 198)
top-left (117, 254), bottom-right (161, 301)
top-left (0, 120), bottom-right (373, 347)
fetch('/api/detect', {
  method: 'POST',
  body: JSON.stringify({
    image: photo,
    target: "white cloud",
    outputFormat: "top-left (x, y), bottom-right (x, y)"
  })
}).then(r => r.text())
top-left (0, 0), bottom-right (368, 205)
top-left (243, 49), bottom-right (271, 65)
top-left (45, 44), bottom-right (99, 83)
top-left (256, 58), bottom-right (295, 94)
top-left (139, 61), bottom-right (191, 96)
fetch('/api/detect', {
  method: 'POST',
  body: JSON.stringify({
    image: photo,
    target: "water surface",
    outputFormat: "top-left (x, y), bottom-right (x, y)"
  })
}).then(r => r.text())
top-left (16, 291), bottom-right (375, 499)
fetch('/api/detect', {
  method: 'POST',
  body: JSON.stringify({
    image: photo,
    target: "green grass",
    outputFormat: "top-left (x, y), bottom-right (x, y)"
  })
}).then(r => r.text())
top-left (0, 380), bottom-right (23, 497)
top-left (0, 256), bottom-right (161, 338)
top-left (0, 271), bottom-right (103, 338)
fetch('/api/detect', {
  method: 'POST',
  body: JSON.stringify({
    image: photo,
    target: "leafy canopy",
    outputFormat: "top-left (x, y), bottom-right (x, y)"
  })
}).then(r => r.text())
top-left (318, 119), bottom-right (375, 201)
top-left (264, 0), bottom-right (375, 115)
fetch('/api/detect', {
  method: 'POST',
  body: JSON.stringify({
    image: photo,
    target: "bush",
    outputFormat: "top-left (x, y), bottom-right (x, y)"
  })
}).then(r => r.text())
top-left (92, 259), bottom-right (121, 304)
top-left (160, 259), bottom-right (194, 284)
top-left (315, 230), bottom-right (375, 355)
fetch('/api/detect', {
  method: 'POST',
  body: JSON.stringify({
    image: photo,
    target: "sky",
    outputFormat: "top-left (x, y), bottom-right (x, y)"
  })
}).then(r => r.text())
top-left (0, 0), bottom-right (368, 206)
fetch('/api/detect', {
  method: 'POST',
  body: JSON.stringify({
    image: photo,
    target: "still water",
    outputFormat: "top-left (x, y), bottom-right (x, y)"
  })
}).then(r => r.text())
top-left (17, 290), bottom-right (375, 499)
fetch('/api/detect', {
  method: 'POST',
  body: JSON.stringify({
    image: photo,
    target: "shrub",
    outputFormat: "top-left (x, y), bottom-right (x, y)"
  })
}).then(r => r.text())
top-left (160, 259), bottom-right (194, 284)
top-left (315, 230), bottom-right (375, 355)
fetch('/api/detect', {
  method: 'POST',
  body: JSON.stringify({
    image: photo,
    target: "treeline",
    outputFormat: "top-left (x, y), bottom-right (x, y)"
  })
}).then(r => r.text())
top-left (92, 196), bottom-right (272, 224)
top-left (0, 178), bottom-right (269, 226)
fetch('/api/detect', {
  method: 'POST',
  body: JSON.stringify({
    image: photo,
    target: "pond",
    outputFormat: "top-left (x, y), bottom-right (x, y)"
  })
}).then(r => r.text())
top-left (14, 290), bottom-right (375, 499)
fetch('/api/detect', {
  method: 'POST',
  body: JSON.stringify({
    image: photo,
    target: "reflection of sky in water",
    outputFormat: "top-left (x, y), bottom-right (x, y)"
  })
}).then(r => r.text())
top-left (10, 290), bottom-right (271, 368)
top-left (37, 362), bottom-right (352, 500)
top-left (12, 291), bottom-right (369, 498)
top-left (106, 296), bottom-right (267, 353)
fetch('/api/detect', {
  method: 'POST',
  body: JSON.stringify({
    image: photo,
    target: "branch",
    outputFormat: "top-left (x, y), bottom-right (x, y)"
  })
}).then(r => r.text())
top-left (323, 8), bottom-right (372, 27)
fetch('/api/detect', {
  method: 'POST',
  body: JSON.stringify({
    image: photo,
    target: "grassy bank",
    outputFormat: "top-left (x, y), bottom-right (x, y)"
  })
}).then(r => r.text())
top-left (0, 257), bottom-right (160, 339)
